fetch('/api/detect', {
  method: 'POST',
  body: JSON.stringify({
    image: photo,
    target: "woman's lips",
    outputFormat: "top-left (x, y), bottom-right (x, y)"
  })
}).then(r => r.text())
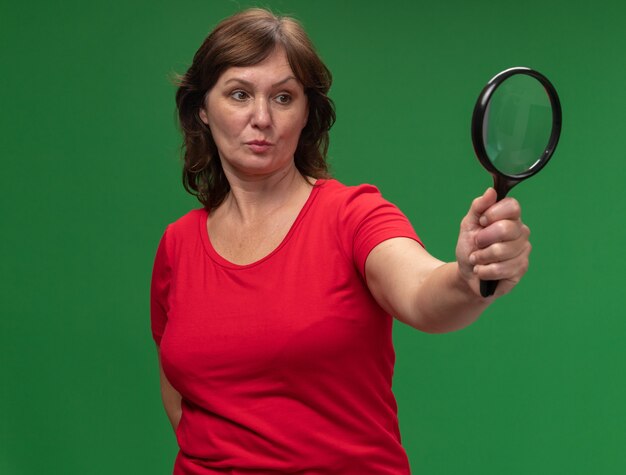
top-left (246, 140), bottom-right (273, 153)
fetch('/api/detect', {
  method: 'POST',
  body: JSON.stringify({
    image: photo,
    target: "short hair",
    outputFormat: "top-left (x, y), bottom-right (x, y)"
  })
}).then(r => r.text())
top-left (175, 8), bottom-right (336, 210)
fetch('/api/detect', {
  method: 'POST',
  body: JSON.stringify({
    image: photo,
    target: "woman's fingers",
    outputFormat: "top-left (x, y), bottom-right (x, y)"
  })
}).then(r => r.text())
top-left (471, 224), bottom-right (531, 280)
top-left (457, 191), bottom-right (532, 296)
top-left (472, 245), bottom-right (531, 281)
top-left (461, 188), bottom-right (498, 231)
top-left (468, 195), bottom-right (531, 285)
top-left (474, 219), bottom-right (527, 249)
top-left (478, 196), bottom-right (522, 226)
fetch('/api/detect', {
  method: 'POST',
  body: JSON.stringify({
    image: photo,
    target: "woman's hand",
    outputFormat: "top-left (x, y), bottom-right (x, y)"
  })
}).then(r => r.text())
top-left (456, 188), bottom-right (531, 298)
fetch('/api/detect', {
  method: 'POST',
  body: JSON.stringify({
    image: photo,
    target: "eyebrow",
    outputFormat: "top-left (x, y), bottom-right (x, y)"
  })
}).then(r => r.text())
top-left (223, 76), bottom-right (299, 88)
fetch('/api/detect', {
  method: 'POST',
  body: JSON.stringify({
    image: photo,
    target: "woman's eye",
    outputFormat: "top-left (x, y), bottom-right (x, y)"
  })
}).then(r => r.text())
top-left (230, 90), bottom-right (249, 101)
top-left (275, 94), bottom-right (292, 105)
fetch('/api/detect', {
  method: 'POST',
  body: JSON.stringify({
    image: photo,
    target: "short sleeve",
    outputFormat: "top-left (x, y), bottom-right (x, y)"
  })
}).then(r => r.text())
top-left (338, 184), bottom-right (422, 279)
top-left (150, 227), bottom-right (172, 346)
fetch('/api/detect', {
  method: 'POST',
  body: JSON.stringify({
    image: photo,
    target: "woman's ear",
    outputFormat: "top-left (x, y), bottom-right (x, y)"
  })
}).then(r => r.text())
top-left (199, 107), bottom-right (209, 125)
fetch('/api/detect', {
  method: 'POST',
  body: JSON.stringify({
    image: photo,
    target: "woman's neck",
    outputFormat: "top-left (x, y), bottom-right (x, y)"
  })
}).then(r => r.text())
top-left (217, 164), bottom-right (313, 225)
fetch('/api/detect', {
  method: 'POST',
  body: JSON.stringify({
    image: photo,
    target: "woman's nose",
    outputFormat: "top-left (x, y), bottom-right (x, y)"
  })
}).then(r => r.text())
top-left (250, 98), bottom-right (272, 129)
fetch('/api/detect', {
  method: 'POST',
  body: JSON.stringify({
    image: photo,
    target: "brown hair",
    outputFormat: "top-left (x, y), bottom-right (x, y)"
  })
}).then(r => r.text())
top-left (175, 8), bottom-right (335, 210)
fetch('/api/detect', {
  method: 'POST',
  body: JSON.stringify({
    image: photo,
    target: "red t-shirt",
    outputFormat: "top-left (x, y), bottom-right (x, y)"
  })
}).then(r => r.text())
top-left (151, 179), bottom-right (421, 474)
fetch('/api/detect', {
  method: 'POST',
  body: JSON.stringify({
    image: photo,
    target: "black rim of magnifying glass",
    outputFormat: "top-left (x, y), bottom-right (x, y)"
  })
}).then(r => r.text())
top-left (471, 67), bottom-right (562, 194)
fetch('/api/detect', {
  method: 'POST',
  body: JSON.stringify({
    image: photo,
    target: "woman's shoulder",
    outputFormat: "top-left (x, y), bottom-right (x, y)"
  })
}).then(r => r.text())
top-left (161, 208), bottom-right (206, 239)
top-left (315, 178), bottom-right (390, 216)
top-left (316, 178), bottom-right (383, 205)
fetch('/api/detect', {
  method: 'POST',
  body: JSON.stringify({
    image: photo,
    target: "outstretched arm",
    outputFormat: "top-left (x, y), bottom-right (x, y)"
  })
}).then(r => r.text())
top-left (365, 188), bottom-right (531, 333)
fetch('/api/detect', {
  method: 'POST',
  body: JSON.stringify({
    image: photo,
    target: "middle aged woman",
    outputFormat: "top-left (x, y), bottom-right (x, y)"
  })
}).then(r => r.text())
top-left (151, 8), bottom-right (531, 474)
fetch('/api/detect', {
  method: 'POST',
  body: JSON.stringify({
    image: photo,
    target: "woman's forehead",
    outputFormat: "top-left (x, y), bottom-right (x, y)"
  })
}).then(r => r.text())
top-left (216, 49), bottom-right (301, 87)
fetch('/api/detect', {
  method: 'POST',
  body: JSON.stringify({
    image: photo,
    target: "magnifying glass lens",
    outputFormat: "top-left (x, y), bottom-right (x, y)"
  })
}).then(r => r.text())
top-left (483, 74), bottom-right (553, 176)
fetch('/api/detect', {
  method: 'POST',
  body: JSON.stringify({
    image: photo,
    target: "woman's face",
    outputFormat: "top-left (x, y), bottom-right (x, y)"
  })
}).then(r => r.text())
top-left (200, 47), bottom-right (309, 179)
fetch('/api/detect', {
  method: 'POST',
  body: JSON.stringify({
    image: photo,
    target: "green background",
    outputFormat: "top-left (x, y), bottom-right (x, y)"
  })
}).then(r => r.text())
top-left (2, 1), bottom-right (625, 473)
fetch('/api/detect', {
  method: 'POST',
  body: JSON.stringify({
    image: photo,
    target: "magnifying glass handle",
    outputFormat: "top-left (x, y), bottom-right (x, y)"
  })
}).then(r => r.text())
top-left (480, 177), bottom-right (514, 298)
top-left (480, 280), bottom-right (498, 297)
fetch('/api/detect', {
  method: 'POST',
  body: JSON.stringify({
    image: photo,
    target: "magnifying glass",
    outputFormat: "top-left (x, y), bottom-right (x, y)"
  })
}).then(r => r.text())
top-left (471, 67), bottom-right (562, 297)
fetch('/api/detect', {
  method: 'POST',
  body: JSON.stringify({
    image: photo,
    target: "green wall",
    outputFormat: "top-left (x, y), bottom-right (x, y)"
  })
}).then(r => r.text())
top-left (2, 1), bottom-right (625, 473)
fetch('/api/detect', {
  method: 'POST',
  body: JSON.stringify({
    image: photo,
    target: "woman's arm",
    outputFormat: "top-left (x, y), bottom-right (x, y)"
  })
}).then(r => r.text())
top-left (158, 350), bottom-right (182, 431)
top-left (365, 188), bottom-right (531, 333)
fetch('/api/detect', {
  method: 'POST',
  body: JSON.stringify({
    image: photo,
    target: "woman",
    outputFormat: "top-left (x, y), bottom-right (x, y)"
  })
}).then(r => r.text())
top-left (151, 8), bottom-right (530, 474)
